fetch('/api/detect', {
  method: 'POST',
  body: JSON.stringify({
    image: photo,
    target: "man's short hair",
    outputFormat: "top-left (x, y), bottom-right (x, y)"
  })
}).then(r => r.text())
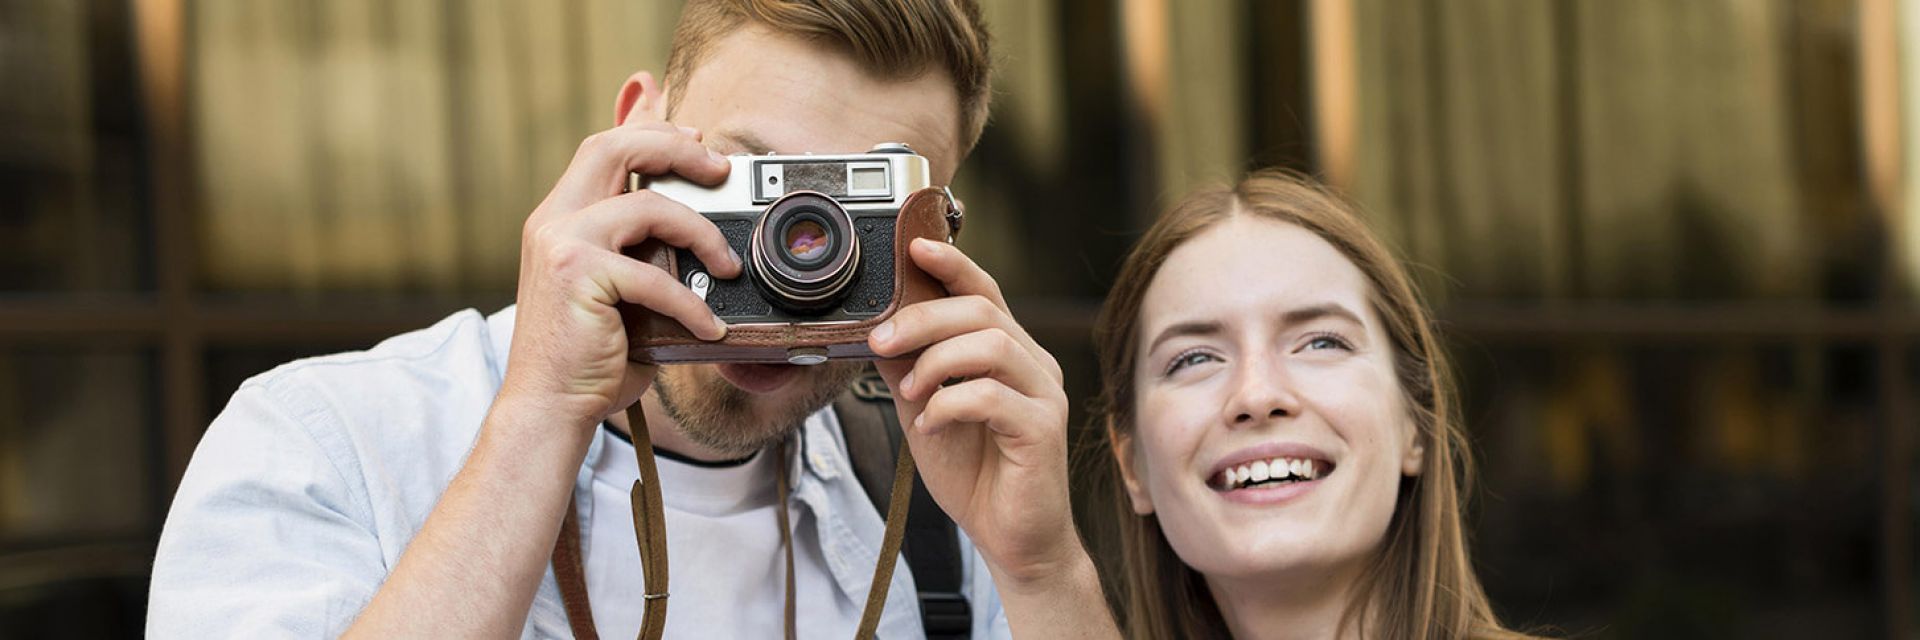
top-left (665, 0), bottom-right (994, 155)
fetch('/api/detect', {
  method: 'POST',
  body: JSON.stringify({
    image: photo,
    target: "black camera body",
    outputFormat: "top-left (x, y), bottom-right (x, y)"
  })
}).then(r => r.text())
top-left (634, 143), bottom-right (933, 324)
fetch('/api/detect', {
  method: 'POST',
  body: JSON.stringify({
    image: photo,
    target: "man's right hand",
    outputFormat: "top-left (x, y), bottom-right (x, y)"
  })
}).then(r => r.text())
top-left (497, 120), bottom-right (741, 441)
top-left (345, 120), bottom-right (741, 638)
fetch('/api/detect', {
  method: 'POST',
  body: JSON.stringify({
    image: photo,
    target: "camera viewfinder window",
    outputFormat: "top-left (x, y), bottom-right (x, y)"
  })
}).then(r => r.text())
top-left (848, 165), bottom-right (890, 198)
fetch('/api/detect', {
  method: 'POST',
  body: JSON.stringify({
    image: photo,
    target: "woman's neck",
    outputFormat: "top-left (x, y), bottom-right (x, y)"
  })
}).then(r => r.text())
top-left (1206, 559), bottom-right (1370, 640)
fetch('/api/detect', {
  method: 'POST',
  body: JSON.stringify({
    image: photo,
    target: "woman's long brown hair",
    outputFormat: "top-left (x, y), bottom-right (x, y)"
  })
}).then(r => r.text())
top-left (1085, 169), bottom-right (1529, 639)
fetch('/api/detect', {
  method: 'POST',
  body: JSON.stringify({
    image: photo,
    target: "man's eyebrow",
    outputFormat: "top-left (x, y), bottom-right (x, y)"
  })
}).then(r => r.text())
top-left (712, 129), bottom-right (776, 155)
top-left (1145, 320), bottom-right (1223, 356)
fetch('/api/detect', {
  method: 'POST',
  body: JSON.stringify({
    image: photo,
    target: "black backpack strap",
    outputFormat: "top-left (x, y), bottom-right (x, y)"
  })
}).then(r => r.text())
top-left (833, 369), bottom-right (972, 640)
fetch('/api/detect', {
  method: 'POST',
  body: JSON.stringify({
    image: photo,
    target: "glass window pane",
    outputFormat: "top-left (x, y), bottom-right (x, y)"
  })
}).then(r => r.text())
top-left (0, 1), bottom-right (146, 293)
top-left (1, 349), bottom-right (156, 634)
top-left (0, 349), bottom-right (153, 545)
top-left (1463, 343), bottom-right (1881, 636)
top-left (187, 1), bottom-right (681, 296)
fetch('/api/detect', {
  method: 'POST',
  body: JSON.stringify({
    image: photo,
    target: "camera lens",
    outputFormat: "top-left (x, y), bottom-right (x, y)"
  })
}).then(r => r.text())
top-left (782, 219), bottom-right (831, 265)
top-left (750, 191), bottom-right (860, 313)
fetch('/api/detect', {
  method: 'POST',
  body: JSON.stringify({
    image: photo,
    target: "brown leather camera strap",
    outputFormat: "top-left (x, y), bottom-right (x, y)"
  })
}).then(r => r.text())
top-left (552, 402), bottom-right (914, 639)
top-left (624, 401), bottom-right (671, 640)
top-left (546, 402), bottom-right (678, 640)
top-left (554, 495), bottom-right (596, 636)
top-left (856, 437), bottom-right (917, 639)
top-left (774, 440), bottom-right (797, 640)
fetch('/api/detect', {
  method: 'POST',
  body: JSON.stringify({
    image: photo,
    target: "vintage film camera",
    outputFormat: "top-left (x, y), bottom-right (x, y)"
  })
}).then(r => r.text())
top-left (621, 143), bottom-right (961, 364)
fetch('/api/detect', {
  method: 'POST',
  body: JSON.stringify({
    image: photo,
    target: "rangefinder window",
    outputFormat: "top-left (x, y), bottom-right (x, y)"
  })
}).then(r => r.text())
top-left (751, 159), bottom-right (893, 203)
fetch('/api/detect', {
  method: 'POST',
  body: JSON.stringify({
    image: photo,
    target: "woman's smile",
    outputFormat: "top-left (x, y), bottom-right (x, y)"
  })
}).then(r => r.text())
top-left (1203, 442), bottom-right (1337, 506)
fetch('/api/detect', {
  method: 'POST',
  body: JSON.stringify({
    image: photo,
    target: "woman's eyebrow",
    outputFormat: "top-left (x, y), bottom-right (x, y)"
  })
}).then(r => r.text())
top-left (1145, 320), bottom-right (1222, 355)
top-left (1144, 304), bottom-right (1362, 354)
top-left (1282, 303), bottom-right (1365, 328)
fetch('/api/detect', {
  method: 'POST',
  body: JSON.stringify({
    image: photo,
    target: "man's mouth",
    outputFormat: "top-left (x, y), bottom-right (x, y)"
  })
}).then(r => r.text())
top-left (1210, 456), bottom-right (1334, 492)
top-left (716, 362), bottom-right (802, 394)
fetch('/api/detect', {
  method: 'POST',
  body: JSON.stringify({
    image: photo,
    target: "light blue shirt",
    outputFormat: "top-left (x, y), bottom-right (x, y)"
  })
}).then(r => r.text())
top-left (148, 306), bottom-right (1011, 638)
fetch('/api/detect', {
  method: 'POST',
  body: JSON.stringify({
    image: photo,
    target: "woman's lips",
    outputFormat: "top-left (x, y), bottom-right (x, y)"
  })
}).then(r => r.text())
top-left (1215, 476), bottom-right (1324, 506)
top-left (716, 362), bottom-right (802, 394)
top-left (1205, 442), bottom-right (1336, 507)
top-left (1205, 442), bottom-right (1335, 484)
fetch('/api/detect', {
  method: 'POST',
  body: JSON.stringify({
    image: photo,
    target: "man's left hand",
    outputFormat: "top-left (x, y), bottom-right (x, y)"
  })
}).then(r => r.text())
top-left (867, 237), bottom-right (1080, 586)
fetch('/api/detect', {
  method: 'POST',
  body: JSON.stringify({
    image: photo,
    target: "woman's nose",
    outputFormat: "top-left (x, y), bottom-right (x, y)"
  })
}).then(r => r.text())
top-left (1222, 360), bottom-right (1301, 427)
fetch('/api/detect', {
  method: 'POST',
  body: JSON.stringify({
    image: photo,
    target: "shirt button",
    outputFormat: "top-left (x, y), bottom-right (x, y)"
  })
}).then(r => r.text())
top-left (809, 450), bottom-right (839, 478)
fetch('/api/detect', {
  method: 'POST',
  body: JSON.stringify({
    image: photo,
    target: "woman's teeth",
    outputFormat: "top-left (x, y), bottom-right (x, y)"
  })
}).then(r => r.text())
top-left (1218, 457), bottom-right (1322, 490)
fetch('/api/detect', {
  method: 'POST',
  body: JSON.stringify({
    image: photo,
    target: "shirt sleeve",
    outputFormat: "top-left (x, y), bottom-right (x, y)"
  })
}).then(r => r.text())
top-left (148, 377), bottom-right (385, 638)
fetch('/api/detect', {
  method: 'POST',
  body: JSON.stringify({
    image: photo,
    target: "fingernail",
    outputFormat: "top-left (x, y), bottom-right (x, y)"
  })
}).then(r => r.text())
top-left (729, 247), bottom-right (743, 269)
top-left (709, 148), bottom-right (726, 164)
top-left (913, 413), bottom-right (926, 431)
top-left (678, 126), bottom-right (699, 137)
top-left (914, 237), bottom-right (940, 254)
top-left (899, 370), bottom-right (916, 395)
top-left (871, 320), bottom-right (894, 345)
top-left (709, 315), bottom-right (728, 340)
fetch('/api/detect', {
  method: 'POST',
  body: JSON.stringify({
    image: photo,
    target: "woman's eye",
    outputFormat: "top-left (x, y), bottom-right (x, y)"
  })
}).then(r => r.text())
top-left (1302, 333), bottom-right (1353, 352)
top-left (1165, 350), bottom-right (1220, 375)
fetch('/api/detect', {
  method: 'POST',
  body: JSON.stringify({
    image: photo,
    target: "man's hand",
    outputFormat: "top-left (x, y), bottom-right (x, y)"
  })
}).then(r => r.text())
top-left (499, 121), bottom-right (741, 441)
top-left (869, 239), bottom-right (1116, 638)
top-left (867, 238), bottom-right (1082, 582)
top-left (345, 119), bottom-right (740, 638)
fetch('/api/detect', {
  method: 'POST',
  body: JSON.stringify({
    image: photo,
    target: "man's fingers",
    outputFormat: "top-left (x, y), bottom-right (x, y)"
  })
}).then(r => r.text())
top-left (595, 251), bottom-right (727, 341)
top-left (915, 379), bottom-right (1050, 444)
top-left (872, 357), bottom-right (923, 428)
top-left (599, 126), bottom-right (729, 184)
top-left (907, 238), bottom-right (1008, 310)
top-left (868, 294), bottom-right (1054, 383)
top-left (570, 190), bottom-right (743, 279)
top-left (895, 328), bottom-right (1055, 402)
top-left (544, 126), bottom-right (729, 214)
top-left (619, 119), bottom-right (705, 146)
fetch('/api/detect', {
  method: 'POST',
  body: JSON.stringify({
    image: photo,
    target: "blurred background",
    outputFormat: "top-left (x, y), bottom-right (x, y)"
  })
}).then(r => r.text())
top-left (1, 0), bottom-right (1916, 637)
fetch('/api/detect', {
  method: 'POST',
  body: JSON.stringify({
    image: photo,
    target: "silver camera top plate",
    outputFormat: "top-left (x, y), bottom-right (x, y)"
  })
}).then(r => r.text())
top-left (633, 147), bottom-right (933, 214)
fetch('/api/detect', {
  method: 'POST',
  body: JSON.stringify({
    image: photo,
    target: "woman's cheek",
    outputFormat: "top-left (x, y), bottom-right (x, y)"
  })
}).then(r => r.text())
top-left (1298, 364), bottom-right (1397, 438)
top-left (1136, 389), bottom-right (1217, 523)
top-left (1140, 385), bottom-right (1212, 457)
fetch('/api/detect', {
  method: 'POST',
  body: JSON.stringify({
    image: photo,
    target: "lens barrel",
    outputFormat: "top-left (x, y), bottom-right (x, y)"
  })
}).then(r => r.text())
top-left (750, 191), bottom-right (860, 313)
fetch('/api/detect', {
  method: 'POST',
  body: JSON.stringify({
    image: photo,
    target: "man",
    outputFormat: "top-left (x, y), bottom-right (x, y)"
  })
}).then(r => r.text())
top-left (148, 1), bottom-right (1116, 638)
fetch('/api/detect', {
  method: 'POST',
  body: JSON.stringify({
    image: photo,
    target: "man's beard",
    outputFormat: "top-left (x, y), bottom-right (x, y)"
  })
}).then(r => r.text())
top-left (653, 362), bottom-right (863, 458)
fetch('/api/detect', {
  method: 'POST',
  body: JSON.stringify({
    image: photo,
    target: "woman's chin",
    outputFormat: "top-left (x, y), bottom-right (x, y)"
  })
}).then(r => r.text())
top-left (1195, 540), bottom-right (1348, 584)
top-left (1165, 503), bottom-right (1352, 581)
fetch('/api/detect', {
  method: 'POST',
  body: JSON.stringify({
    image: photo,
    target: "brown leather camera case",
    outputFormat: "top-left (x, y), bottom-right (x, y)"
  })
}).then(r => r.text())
top-left (621, 186), bottom-right (956, 364)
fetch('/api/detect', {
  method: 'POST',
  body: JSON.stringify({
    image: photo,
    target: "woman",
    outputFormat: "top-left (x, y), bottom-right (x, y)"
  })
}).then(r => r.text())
top-left (1088, 170), bottom-right (1533, 639)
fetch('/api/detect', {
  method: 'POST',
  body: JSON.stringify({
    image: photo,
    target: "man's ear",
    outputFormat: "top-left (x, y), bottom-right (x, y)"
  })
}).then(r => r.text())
top-left (615, 70), bottom-right (669, 126)
top-left (1109, 419), bottom-right (1155, 515)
